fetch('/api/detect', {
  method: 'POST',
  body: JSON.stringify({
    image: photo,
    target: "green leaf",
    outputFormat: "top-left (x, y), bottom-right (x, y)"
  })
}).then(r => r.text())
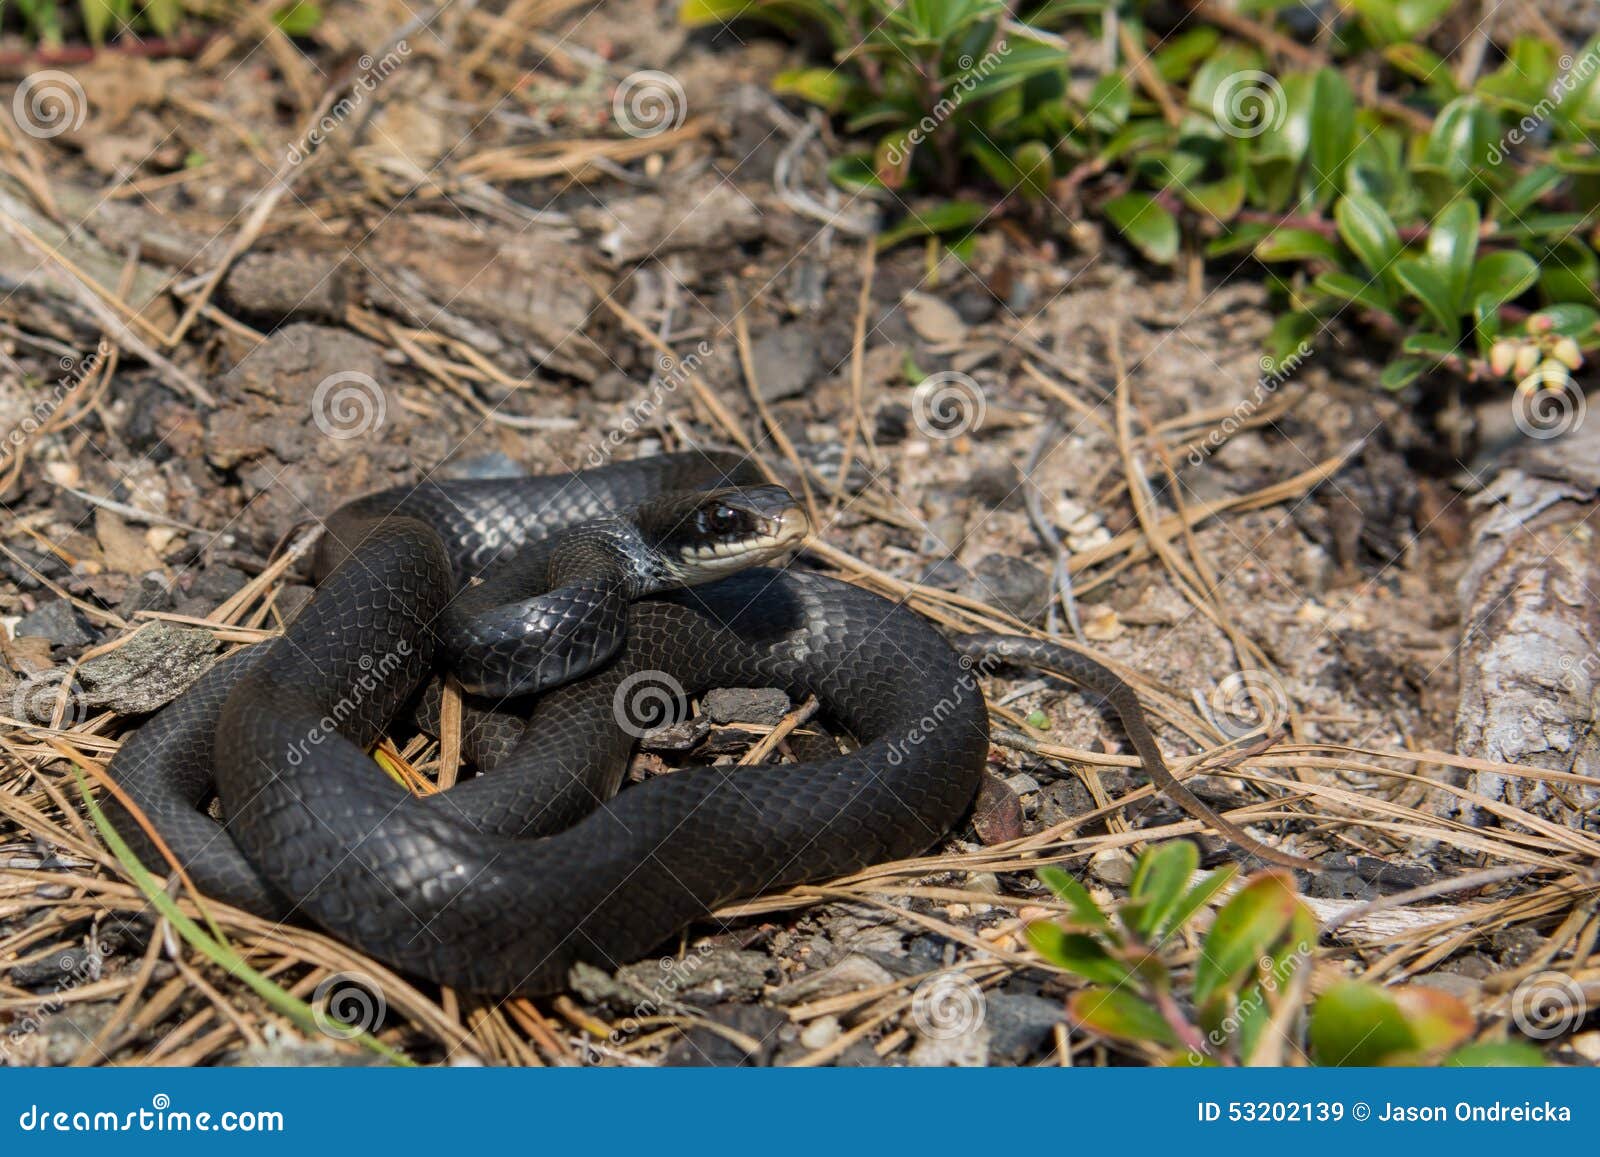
top-left (772, 68), bottom-right (855, 112)
top-left (1309, 982), bottom-right (1417, 1065)
top-left (1085, 71), bottom-right (1131, 133)
top-left (1379, 356), bottom-right (1430, 390)
top-left (1396, 257), bottom-right (1462, 338)
top-left (1445, 1042), bottom-right (1547, 1067)
top-left (1103, 192), bottom-right (1179, 264)
top-left (1193, 871), bottom-right (1299, 1007)
top-left (1036, 865), bottom-right (1112, 931)
top-left (273, 0), bottom-right (322, 35)
top-left (875, 200), bottom-right (988, 251)
top-left (1255, 228), bottom-right (1343, 265)
top-left (1402, 332), bottom-right (1461, 360)
top-left (1124, 841), bottom-right (1199, 941)
top-left (1027, 925), bottom-right (1135, 985)
top-left (1263, 312), bottom-right (1318, 369)
top-left (1314, 271), bottom-right (1394, 316)
top-left (1334, 193), bottom-right (1402, 286)
top-left (1182, 173), bottom-right (1245, 222)
top-left (1306, 69), bottom-right (1355, 208)
top-left (1069, 986), bottom-right (1180, 1048)
top-left (1011, 140), bottom-right (1054, 199)
top-left (1468, 250), bottom-right (1539, 309)
top-left (80, 0), bottom-right (114, 43)
top-left (826, 151), bottom-right (884, 193)
top-left (1426, 197), bottom-right (1479, 314)
top-left (1529, 303), bottom-right (1600, 341)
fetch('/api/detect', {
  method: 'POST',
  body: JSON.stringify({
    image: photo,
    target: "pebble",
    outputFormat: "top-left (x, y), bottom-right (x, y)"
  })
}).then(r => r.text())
top-left (1089, 847), bottom-right (1137, 887)
top-left (965, 554), bottom-right (1052, 622)
top-left (799, 1016), bottom-right (841, 1050)
top-left (984, 992), bottom-right (1066, 1064)
top-left (749, 327), bottom-right (819, 402)
top-left (702, 687), bottom-right (791, 726)
top-left (15, 600), bottom-right (93, 649)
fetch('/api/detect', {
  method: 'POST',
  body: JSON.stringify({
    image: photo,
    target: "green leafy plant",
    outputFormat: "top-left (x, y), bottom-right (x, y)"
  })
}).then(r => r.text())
top-left (1, 0), bottom-right (269, 45)
top-left (683, 0), bottom-right (1600, 393)
top-left (1025, 841), bottom-right (1543, 1066)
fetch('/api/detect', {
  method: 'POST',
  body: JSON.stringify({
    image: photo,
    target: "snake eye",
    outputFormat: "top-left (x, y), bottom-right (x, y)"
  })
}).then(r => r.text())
top-left (697, 503), bottom-right (745, 538)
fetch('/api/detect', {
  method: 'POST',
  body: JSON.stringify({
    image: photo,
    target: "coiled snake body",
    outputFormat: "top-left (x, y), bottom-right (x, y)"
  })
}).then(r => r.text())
top-left (107, 453), bottom-right (991, 993)
top-left (107, 451), bottom-right (1309, 995)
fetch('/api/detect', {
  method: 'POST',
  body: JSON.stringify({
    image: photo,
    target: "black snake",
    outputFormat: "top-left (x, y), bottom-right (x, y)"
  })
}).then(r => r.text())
top-left (105, 451), bottom-right (1307, 995)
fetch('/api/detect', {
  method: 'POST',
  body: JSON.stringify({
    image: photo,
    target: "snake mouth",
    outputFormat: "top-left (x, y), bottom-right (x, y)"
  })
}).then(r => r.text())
top-left (649, 484), bottom-right (810, 582)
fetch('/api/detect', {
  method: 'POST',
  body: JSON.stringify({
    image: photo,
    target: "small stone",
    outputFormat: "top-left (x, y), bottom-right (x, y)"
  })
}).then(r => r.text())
top-left (875, 403), bottom-right (910, 444)
top-left (15, 600), bottom-right (93, 649)
top-left (965, 554), bottom-right (1052, 622)
top-left (985, 992), bottom-right (1065, 1064)
top-left (918, 559), bottom-right (970, 592)
top-left (1003, 772), bottom-right (1041, 797)
top-left (748, 327), bottom-right (820, 403)
top-left (1082, 606), bottom-right (1124, 642)
top-left (965, 460), bottom-right (1024, 510)
top-left (1089, 847), bottom-right (1136, 887)
top-left (703, 687), bottom-right (791, 726)
top-left (1568, 1032), bottom-right (1600, 1062)
top-left (222, 249), bottom-right (353, 325)
top-left (441, 452), bottom-right (523, 480)
top-left (901, 291), bottom-right (968, 345)
top-left (776, 954), bottom-right (896, 1002)
top-left (799, 1016), bottom-right (841, 1050)
top-left (77, 623), bottom-right (219, 714)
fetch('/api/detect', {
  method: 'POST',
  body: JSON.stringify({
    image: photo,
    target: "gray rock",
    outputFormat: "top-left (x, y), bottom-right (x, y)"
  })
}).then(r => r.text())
top-left (965, 459), bottom-right (1025, 510)
top-left (77, 623), bottom-right (219, 715)
top-left (15, 599), bottom-right (93, 649)
top-left (748, 327), bottom-right (820, 403)
top-left (440, 452), bottom-right (523, 480)
top-left (984, 992), bottom-right (1065, 1064)
top-left (920, 559), bottom-right (970, 591)
top-left (664, 1003), bottom-right (789, 1066)
top-left (703, 687), bottom-right (791, 726)
top-left (965, 554), bottom-right (1052, 622)
top-left (222, 249), bottom-right (353, 325)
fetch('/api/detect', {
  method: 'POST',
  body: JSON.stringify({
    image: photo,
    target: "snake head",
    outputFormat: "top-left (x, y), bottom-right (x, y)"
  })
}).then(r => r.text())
top-left (637, 485), bottom-right (810, 585)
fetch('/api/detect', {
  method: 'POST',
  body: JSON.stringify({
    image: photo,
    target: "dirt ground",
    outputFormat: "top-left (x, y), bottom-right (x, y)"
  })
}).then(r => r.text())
top-left (0, 0), bottom-right (1596, 1066)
